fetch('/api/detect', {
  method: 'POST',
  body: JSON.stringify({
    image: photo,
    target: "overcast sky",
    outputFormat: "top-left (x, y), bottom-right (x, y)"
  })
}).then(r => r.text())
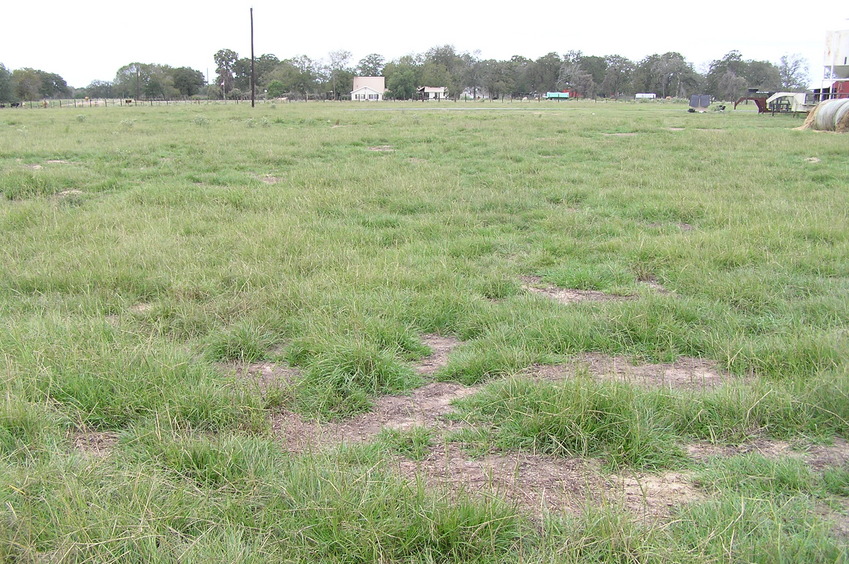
top-left (2, 1), bottom-right (847, 88)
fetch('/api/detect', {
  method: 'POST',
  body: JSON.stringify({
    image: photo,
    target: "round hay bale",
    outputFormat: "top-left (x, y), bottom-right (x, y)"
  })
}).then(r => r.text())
top-left (797, 105), bottom-right (819, 130)
top-left (810, 98), bottom-right (849, 132)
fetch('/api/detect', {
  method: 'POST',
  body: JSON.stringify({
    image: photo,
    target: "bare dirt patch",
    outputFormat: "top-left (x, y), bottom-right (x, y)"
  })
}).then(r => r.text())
top-left (71, 431), bottom-right (118, 457)
top-left (686, 438), bottom-right (849, 471)
top-left (523, 353), bottom-right (736, 391)
top-left (666, 127), bottom-right (686, 131)
top-left (520, 275), bottom-right (632, 304)
top-left (231, 361), bottom-right (301, 393)
top-left (602, 132), bottom-right (638, 137)
top-left (258, 175), bottom-right (281, 184)
top-left (368, 145), bottom-right (394, 152)
top-left (46, 160), bottom-right (71, 164)
top-left (414, 334), bottom-right (461, 375)
top-left (618, 471), bottom-right (706, 518)
top-left (396, 444), bottom-right (702, 520)
top-left (271, 411), bottom-right (326, 454)
top-left (333, 382), bottom-right (479, 442)
top-left (805, 157), bottom-right (821, 163)
top-left (129, 302), bottom-right (153, 314)
top-left (396, 444), bottom-right (605, 516)
top-left (56, 189), bottom-right (84, 197)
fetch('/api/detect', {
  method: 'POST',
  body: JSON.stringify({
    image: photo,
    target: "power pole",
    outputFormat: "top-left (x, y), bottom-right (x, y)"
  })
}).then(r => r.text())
top-left (250, 7), bottom-right (256, 108)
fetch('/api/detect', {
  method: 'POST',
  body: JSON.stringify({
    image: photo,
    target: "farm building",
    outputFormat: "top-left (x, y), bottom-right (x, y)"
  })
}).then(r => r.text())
top-left (545, 89), bottom-right (579, 100)
top-left (418, 86), bottom-right (447, 100)
top-left (351, 77), bottom-right (386, 101)
top-left (811, 30), bottom-right (849, 102)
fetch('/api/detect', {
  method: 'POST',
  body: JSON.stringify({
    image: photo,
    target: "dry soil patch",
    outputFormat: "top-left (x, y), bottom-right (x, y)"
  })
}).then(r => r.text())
top-left (396, 444), bottom-right (703, 520)
top-left (414, 334), bottom-right (461, 375)
top-left (687, 438), bottom-right (849, 470)
top-left (523, 353), bottom-right (735, 391)
top-left (71, 431), bottom-right (118, 458)
top-left (368, 145), bottom-right (394, 152)
top-left (231, 361), bottom-right (301, 393)
top-left (520, 275), bottom-right (632, 304)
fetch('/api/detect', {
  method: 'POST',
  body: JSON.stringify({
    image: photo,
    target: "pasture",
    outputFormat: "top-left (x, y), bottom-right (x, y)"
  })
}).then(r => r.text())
top-left (1, 100), bottom-right (848, 561)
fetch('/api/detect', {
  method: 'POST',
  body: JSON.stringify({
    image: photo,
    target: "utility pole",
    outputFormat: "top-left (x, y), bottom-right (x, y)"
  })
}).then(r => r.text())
top-left (250, 7), bottom-right (256, 108)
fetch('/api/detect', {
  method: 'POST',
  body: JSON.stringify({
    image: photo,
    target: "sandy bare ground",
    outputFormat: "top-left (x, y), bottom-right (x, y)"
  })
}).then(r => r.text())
top-left (523, 353), bottom-right (740, 391)
top-left (520, 275), bottom-right (633, 304)
top-left (70, 331), bottom-right (848, 529)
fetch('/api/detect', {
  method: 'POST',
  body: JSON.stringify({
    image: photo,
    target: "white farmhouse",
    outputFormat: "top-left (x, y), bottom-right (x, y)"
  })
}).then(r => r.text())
top-left (351, 77), bottom-right (386, 101)
top-left (418, 86), bottom-right (447, 100)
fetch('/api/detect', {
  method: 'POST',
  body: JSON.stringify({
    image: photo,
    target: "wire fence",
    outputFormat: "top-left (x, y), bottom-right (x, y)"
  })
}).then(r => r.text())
top-left (0, 98), bottom-right (290, 109)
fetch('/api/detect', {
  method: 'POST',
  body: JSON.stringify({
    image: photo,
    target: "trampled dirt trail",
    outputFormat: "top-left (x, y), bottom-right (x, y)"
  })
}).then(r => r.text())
top-left (256, 332), bottom-right (849, 523)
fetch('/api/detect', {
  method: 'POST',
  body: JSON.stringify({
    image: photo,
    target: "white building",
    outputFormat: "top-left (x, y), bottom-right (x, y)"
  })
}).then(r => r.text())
top-left (351, 77), bottom-right (386, 101)
top-left (418, 86), bottom-right (447, 100)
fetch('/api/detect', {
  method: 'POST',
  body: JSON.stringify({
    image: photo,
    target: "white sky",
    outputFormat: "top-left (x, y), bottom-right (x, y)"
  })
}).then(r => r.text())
top-left (1, 1), bottom-right (847, 88)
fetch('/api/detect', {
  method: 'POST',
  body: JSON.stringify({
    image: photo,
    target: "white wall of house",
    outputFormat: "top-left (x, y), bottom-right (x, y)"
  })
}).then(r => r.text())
top-left (351, 77), bottom-right (386, 101)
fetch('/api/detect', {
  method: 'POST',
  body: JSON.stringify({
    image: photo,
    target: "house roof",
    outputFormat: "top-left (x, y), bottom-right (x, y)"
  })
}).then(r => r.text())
top-left (351, 86), bottom-right (381, 95)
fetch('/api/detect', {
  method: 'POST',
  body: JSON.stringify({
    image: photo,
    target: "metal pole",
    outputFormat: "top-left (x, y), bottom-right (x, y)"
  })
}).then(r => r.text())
top-left (250, 8), bottom-right (256, 108)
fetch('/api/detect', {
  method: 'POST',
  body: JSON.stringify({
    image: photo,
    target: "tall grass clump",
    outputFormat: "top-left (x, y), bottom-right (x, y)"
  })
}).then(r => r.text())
top-left (456, 376), bottom-right (684, 469)
top-left (292, 341), bottom-right (423, 417)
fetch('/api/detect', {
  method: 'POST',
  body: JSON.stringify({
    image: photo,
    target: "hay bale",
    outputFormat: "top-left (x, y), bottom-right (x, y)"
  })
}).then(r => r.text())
top-left (796, 105), bottom-right (819, 130)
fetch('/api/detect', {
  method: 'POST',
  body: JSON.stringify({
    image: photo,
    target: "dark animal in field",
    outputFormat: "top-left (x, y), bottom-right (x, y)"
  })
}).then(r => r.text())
top-left (125, 99), bottom-right (133, 104)
top-left (0, 104), bottom-right (5, 108)
top-left (10, 102), bottom-right (21, 108)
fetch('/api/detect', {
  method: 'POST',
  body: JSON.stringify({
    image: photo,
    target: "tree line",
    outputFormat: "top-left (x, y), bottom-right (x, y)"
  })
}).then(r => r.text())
top-left (0, 47), bottom-right (809, 104)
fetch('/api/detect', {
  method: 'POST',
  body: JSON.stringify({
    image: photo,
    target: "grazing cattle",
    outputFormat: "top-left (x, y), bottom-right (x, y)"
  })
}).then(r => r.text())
top-left (125, 99), bottom-right (133, 105)
top-left (0, 104), bottom-right (5, 108)
top-left (10, 102), bottom-right (21, 108)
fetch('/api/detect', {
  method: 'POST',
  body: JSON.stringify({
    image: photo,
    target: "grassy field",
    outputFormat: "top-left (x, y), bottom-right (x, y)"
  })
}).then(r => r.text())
top-left (1, 100), bottom-right (848, 562)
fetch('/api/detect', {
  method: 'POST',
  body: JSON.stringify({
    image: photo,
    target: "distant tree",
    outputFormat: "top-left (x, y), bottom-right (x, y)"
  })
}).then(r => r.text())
top-left (423, 45), bottom-right (467, 99)
top-left (577, 54), bottom-right (607, 88)
top-left (632, 52), bottom-right (699, 97)
top-left (652, 52), bottom-right (696, 98)
top-left (113, 62), bottom-right (147, 99)
top-left (255, 54), bottom-right (280, 88)
top-left (532, 52), bottom-right (562, 93)
top-left (461, 52), bottom-right (484, 98)
top-left (507, 55), bottom-right (534, 96)
top-left (284, 55), bottom-right (321, 99)
top-left (557, 61), bottom-right (595, 98)
top-left (214, 48), bottom-right (238, 99)
top-left (12, 68), bottom-right (42, 101)
top-left (36, 71), bottom-right (70, 98)
top-left (233, 58), bottom-right (252, 91)
top-left (600, 55), bottom-right (634, 98)
top-left (744, 60), bottom-right (780, 91)
top-left (420, 61), bottom-right (451, 89)
top-left (82, 80), bottom-right (114, 99)
top-left (266, 79), bottom-right (286, 98)
top-left (356, 53), bottom-right (385, 77)
top-left (480, 59), bottom-right (513, 100)
top-left (717, 71), bottom-right (748, 101)
top-left (171, 67), bottom-right (205, 97)
top-left (778, 54), bottom-right (809, 90)
top-left (385, 56), bottom-right (420, 100)
top-left (705, 51), bottom-right (745, 96)
top-left (705, 50), bottom-right (781, 98)
top-left (113, 63), bottom-right (180, 99)
top-left (326, 50), bottom-right (353, 99)
top-left (0, 63), bottom-right (15, 102)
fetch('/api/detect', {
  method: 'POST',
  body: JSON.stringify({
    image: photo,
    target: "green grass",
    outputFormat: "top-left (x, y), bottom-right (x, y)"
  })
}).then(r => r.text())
top-left (1, 101), bottom-right (848, 560)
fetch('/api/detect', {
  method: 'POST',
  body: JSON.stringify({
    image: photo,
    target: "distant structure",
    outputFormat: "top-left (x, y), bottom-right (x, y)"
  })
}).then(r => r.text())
top-left (418, 86), bottom-right (447, 100)
top-left (545, 89), bottom-right (579, 100)
top-left (351, 77), bottom-right (386, 101)
top-left (811, 30), bottom-right (849, 101)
